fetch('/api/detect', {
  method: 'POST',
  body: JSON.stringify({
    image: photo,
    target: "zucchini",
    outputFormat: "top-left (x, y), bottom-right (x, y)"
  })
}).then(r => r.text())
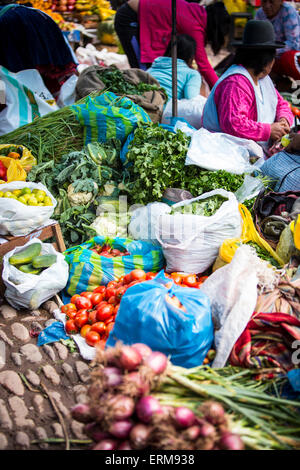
top-left (32, 254), bottom-right (57, 269)
top-left (18, 264), bottom-right (42, 275)
top-left (9, 243), bottom-right (41, 266)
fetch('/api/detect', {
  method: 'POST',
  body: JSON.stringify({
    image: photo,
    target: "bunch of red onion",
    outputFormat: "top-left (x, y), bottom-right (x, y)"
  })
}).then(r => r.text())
top-left (71, 343), bottom-right (244, 450)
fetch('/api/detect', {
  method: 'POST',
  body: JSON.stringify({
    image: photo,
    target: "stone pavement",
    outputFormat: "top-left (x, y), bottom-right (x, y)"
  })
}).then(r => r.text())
top-left (0, 298), bottom-right (91, 450)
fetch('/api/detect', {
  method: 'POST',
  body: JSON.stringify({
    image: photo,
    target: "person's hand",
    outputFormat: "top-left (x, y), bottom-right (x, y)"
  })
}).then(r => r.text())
top-left (285, 132), bottom-right (300, 154)
top-left (270, 122), bottom-right (287, 141)
top-left (278, 117), bottom-right (291, 134)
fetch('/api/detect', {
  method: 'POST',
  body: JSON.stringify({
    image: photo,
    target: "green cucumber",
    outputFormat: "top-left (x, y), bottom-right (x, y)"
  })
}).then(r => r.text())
top-left (18, 264), bottom-right (42, 275)
top-left (9, 243), bottom-right (41, 266)
top-left (32, 254), bottom-right (57, 269)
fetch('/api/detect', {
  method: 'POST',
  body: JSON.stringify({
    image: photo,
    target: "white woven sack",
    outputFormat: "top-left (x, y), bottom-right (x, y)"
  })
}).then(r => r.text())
top-left (0, 181), bottom-right (56, 236)
top-left (155, 189), bottom-right (242, 273)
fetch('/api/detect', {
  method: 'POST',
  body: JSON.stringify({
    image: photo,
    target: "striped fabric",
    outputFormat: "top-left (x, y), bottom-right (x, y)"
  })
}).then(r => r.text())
top-left (63, 236), bottom-right (165, 297)
top-left (260, 151), bottom-right (300, 192)
top-left (71, 91), bottom-right (151, 145)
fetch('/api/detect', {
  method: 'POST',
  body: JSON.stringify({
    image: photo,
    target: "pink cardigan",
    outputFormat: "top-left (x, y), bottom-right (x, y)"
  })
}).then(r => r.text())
top-left (214, 74), bottom-right (294, 141)
top-left (138, 0), bottom-right (219, 88)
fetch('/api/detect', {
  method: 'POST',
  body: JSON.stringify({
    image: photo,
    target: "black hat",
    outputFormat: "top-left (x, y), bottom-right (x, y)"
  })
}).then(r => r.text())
top-left (231, 19), bottom-right (285, 49)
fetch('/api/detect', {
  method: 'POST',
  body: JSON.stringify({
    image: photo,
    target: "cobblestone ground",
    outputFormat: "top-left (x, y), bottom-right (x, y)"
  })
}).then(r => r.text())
top-left (0, 298), bottom-right (91, 450)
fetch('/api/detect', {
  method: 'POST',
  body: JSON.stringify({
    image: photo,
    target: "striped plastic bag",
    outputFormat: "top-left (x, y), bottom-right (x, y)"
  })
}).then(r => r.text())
top-left (63, 236), bottom-right (165, 299)
top-left (71, 91), bottom-right (151, 145)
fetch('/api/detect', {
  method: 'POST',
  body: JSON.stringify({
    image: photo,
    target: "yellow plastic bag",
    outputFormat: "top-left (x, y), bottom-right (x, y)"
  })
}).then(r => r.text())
top-left (0, 157), bottom-right (27, 184)
top-left (290, 214), bottom-right (300, 250)
top-left (217, 203), bottom-right (285, 267)
top-left (0, 144), bottom-right (37, 172)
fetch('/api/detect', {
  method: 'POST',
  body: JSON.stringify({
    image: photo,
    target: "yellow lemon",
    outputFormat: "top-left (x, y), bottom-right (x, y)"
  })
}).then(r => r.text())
top-left (43, 196), bottom-right (53, 206)
top-left (27, 197), bottom-right (38, 206)
top-left (22, 193), bottom-right (31, 202)
top-left (32, 189), bottom-right (39, 194)
top-left (4, 191), bottom-right (14, 198)
top-left (18, 196), bottom-right (27, 205)
top-left (0, 191), bottom-right (4, 197)
top-left (12, 189), bottom-right (22, 197)
top-left (36, 193), bottom-right (45, 203)
top-left (21, 187), bottom-right (32, 195)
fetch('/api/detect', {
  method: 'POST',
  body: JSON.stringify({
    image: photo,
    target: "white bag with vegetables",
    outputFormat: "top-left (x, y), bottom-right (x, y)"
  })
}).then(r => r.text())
top-left (0, 181), bottom-right (56, 237)
top-left (155, 189), bottom-right (242, 274)
top-left (2, 238), bottom-right (69, 310)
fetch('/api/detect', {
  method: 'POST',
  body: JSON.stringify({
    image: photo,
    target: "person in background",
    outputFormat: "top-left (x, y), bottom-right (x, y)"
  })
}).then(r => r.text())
top-left (114, 0), bottom-right (230, 89)
top-left (0, 1), bottom-right (77, 97)
top-left (147, 34), bottom-right (202, 104)
top-left (202, 20), bottom-right (294, 154)
top-left (255, 0), bottom-right (300, 81)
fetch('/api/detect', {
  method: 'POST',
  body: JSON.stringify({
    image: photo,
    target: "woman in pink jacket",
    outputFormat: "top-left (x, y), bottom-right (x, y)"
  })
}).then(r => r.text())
top-left (114, 0), bottom-right (230, 89)
top-left (202, 20), bottom-right (294, 153)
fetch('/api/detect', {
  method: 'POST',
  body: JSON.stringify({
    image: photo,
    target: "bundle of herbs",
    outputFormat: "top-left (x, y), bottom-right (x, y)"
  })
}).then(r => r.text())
top-left (124, 123), bottom-right (260, 206)
top-left (96, 67), bottom-right (168, 100)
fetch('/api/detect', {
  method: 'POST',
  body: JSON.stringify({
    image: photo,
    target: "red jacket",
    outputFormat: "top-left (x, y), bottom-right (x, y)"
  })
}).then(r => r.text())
top-left (138, 0), bottom-right (219, 88)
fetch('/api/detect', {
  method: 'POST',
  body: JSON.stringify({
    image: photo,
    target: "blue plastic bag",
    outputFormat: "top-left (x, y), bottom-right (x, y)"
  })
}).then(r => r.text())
top-left (106, 270), bottom-right (214, 368)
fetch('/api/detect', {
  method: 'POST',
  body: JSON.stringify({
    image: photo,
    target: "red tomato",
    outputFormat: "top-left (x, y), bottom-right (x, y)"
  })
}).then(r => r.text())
top-left (85, 330), bottom-right (101, 347)
top-left (106, 322), bottom-right (115, 335)
top-left (96, 304), bottom-right (114, 322)
top-left (183, 274), bottom-right (198, 288)
top-left (65, 310), bottom-right (77, 320)
top-left (93, 286), bottom-right (106, 295)
top-left (91, 321), bottom-right (106, 335)
top-left (65, 319), bottom-right (79, 335)
top-left (88, 310), bottom-right (98, 325)
top-left (130, 269), bottom-right (146, 282)
top-left (116, 286), bottom-right (127, 300)
top-left (170, 273), bottom-right (184, 285)
top-left (107, 281), bottom-right (118, 288)
top-left (106, 286), bottom-right (117, 300)
top-left (114, 304), bottom-right (120, 316)
top-left (81, 292), bottom-right (94, 301)
top-left (75, 296), bottom-right (93, 310)
top-left (80, 324), bottom-right (92, 338)
top-left (70, 294), bottom-right (80, 304)
top-left (127, 280), bottom-right (141, 289)
top-left (101, 244), bottom-right (111, 252)
top-left (90, 292), bottom-right (103, 306)
top-left (61, 303), bottom-right (77, 315)
top-left (75, 311), bottom-right (89, 328)
top-left (146, 272), bottom-right (157, 281)
top-left (123, 273), bottom-right (132, 285)
top-left (108, 295), bottom-right (118, 306)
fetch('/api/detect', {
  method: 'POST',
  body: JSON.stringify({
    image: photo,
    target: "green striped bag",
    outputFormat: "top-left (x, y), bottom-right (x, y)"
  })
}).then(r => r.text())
top-left (71, 91), bottom-right (151, 145)
top-left (63, 236), bottom-right (165, 299)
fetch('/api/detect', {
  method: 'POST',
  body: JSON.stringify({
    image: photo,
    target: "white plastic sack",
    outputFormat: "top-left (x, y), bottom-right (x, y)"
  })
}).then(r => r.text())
top-left (2, 238), bottom-right (69, 310)
top-left (76, 44), bottom-right (130, 70)
top-left (0, 67), bottom-right (59, 136)
top-left (56, 74), bottom-right (78, 107)
top-left (0, 181), bottom-right (57, 237)
top-left (155, 189), bottom-right (242, 273)
top-left (185, 127), bottom-right (264, 174)
top-left (234, 174), bottom-right (265, 203)
top-left (162, 95), bottom-right (207, 129)
top-left (200, 245), bottom-right (277, 368)
top-left (128, 202), bottom-right (168, 245)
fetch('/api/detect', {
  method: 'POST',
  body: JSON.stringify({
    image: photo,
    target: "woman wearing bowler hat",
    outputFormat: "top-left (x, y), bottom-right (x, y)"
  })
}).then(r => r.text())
top-left (202, 20), bottom-right (294, 153)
